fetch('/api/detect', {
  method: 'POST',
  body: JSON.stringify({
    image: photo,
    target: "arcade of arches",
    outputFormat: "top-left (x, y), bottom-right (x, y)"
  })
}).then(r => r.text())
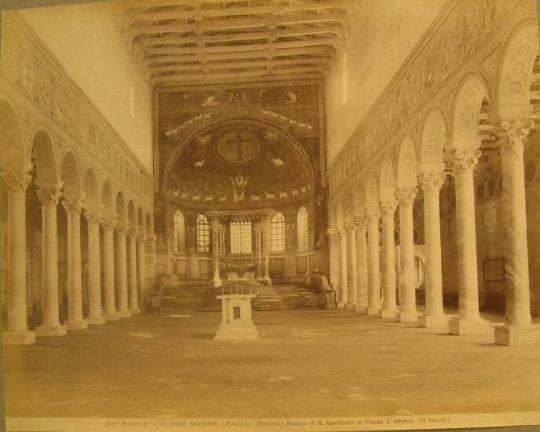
top-left (2, 0), bottom-right (540, 424)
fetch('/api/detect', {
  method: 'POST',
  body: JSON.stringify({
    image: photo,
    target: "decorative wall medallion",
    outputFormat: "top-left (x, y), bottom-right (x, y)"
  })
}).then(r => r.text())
top-left (216, 129), bottom-right (262, 165)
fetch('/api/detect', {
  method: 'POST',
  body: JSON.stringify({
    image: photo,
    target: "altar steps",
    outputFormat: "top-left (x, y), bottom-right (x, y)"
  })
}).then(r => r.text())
top-left (160, 282), bottom-right (324, 312)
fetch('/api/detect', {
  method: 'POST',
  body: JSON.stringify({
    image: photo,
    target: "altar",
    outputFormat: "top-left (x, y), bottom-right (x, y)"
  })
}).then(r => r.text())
top-left (207, 209), bottom-right (273, 287)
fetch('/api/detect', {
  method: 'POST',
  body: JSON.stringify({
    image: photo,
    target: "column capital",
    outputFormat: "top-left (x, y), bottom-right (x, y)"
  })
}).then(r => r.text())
top-left (1, 169), bottom-right (31, 192)
top-left (496, 119), bottom-right (533, 151)
top-left (115, 222), bottom-right (128, 235)
top-left (136, 229), bottom-right (147, 242)
top-left (83, 208), bottom-right (102, 225)
top-left (62, 198), bottom-right (84, 215)
top-left (450, 149), bottom-right (480, 174)
top-left (101, 216), bottom-right (117, 230)
top-left (395, 186), bottom-right (417, 205)
top-left (353, 214), bottom-right (366, 227)
top-left (345, 220), bottom-right (357, 233)
top-left (327, 227), bottom-right (339, 237)
top-left (37, 186), bottom-right (62, 207)
top-left (365, 208), bottom-right (381, 223)
top-left (419, 171), bottom-right (446, 193)
top-left (127, 225), bottom-right (139, 238)
top-left (379, 200), bottom-right (397, 215)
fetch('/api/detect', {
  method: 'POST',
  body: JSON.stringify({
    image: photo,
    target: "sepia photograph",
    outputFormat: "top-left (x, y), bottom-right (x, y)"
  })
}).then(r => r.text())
top-left (0, 0), bottom-right (540, 431)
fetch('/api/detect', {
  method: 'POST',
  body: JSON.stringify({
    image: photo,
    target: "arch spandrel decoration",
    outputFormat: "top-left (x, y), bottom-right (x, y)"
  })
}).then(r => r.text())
top-left (327, 0), bottom-right (535, 197)
top-left (0, 99), bottom-right (27, 172)
top-left (164, 118), bottom-right (315, 210)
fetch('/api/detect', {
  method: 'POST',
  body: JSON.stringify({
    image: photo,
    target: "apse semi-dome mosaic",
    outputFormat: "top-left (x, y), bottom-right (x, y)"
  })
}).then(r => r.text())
top-left (165, 119), bottom-right (314, 209)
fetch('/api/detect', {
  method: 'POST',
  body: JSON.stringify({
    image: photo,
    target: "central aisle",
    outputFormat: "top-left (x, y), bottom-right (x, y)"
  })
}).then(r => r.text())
top-left (4, 310), bottom-right (540, 418)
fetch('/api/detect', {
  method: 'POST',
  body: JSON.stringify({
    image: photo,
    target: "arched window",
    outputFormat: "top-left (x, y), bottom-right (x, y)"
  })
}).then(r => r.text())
top-left (230, 220), bottom-right (252, 254)
top-left (271, 212), bottom-right (285, 253)
top-left (196, 214), bottom-right (210, 253)
top-left (173, 210), bottom-right (185, 254)
top-left (297, 207), bottom-right (308, 251)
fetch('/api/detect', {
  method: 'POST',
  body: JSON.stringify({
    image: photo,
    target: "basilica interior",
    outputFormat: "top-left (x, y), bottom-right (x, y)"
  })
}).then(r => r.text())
top-left (1, 0), bottom-right (540, 428)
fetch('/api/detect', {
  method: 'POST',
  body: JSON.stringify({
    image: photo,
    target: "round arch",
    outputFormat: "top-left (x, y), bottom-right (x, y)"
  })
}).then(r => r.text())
top-left (116, 191), bottom-right (126, 223)
top-left (61, 149), bottom-right (83, 200)
top-left (397, 135), bottom-right (418, 188)
top-left (102, 181), bottom-right (114, 216)
top-left (30, 128), bottom-right (59, 189)
top-left (379, 154), bottom-right (396, 201)
top-left (364, 174), bottom-right (379, 210)
top-left (162, 115), bottom-right (316, 194)
top-left (495, 20), bottom-right (538, 120)
top-left (451, 72), bottom-right (491, 149)
top-left (420, 107), bottom-right (448, 170)
top-left (83, 166), bottom-right (99, 210)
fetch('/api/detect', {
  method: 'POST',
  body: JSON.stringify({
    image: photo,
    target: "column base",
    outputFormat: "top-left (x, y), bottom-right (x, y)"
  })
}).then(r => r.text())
top-left (105, 312), bottom-right (121, 321)
top-left (214, 322), bottom-right (259, 340)
top-left (380, 309), bottom-right (400, 321)
top-left (2, 330), bottom-right (36, 345)
top-left (117, 310), bottom-right (132, 318)
top-left (65, 319), bottom-right (88, 330)
top-left (130, 307), bottom-right (142, 315)
top-left (399, 310), bottom-right (419, 323)
top-left (88, 316), bottom-right (106, 325)
top-left (35, 324), bottom-right (67, 337)
top-left (495, 325), bottom-right (540, 346)
top-left (337, 303), bottom-right (346, 310)
top-left (354, 304), bottom-right (368, 314)
top-left (419, 314), bottom-right (450, 329)
top-left (367, 306), bottom-right (381, 316)
top-left (449, 317), bottom-right (493, 336)
top-left (212, 278), bottom-right (222, 288)
top-left (345, 303), bottom-right (357, 311)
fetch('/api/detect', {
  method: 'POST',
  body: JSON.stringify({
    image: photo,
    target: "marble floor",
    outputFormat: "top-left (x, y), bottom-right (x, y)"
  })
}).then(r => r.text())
top-left (3, 309), bottom-right (540, 419)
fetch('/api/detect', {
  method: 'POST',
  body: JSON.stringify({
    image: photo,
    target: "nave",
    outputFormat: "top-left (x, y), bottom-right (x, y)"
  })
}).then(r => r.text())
top-left (5, 309), bottom-right (540, 419)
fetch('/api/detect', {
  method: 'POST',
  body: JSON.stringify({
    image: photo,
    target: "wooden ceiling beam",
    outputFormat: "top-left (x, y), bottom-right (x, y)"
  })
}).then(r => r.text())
top-left (151, 67), bottom-right (325, 85)
top-left (125, 0), bottom-right (350, 27)
top-left (144, 46), bottom-right (333, 65)
top-left (141, 24), bottom-right (345, 47)
top-left (127, 12), bottom-right (348, 42)
top-left (149, 57), bottom-right (331, 74)
top-left (145, 36), bottom-right (340, 56)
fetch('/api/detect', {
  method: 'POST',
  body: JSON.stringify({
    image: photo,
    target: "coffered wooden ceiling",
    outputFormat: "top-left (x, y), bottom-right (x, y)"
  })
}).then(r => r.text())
top-left (120, 0), bottom-right (351, 86)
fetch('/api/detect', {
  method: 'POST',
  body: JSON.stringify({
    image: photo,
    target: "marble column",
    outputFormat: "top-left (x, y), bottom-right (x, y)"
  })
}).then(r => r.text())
top-left (354, 215), bottom-right (369, 313)
top-left (210, 219), bottom-right (222, 287)
top-left (327, 228), bottom-right (341, 294)
top-left (102, 217), bottom-right (119, 320)
top-left (366, 209), bottom-right (381, 315)
top-left (63, 199), bottom-right (88, 330)
top-left (137, 231), bottom-right (147, 309)
top-left (338, 227), bottom-right (348, 308)
top-left (115, 224), bottom-right (131, 317)
top-left (35, 186), bottom-right (66, 337)
top-left (448, 149), bottom-right (492, 335)
top-left (419, 172), bottom-right (449, 328)
top-left (84, 210), bottom-right (106, 325)
top-left (262, 215), bottom-right (271, 282)
top-left (380, 201), bottom-right (399, 321)
top-left (346, 222), bottom-right (358, 310)
top-left (127, 226), bottom-right (141, 315)
top-left (1, 170), bottom-right (35, 344)
top-left (147, 233), bottom-right (157, 293)
top-left (396, 187), bottom-right (419, 323)
top-left (495, 120), bottom-right (540, 345)
top-left (254, 223), bottom-right (263, 279)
